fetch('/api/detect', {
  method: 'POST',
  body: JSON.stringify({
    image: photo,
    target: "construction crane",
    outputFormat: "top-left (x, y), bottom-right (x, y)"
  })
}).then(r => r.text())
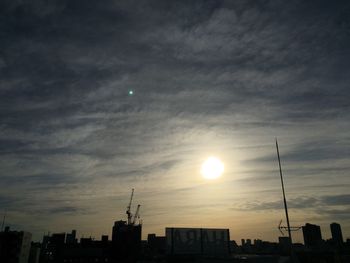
top-left (132, 204), bottom-right (141, 225)
top-left (126, 189), bottom-right (134, 225)
top-left (278, 220), bottom-right (301, 236)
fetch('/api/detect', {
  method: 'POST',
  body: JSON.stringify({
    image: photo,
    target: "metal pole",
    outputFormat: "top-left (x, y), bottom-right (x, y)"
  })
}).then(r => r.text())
top-left (276, 139), bottom-right (293, 255)
top-left (1, 211), bottom-right (6, 231)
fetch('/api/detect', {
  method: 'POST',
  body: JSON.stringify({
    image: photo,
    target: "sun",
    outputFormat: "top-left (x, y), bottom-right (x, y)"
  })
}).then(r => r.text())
top-left (201, 156), bottom-right (224, 180)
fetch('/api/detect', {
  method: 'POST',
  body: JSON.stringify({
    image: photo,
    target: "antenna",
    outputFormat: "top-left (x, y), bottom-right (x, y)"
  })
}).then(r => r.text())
top-left (276, 139), bottom-right (293, 256)
top-left (278, 220), bottom-right (284, 236)
top-left (1, 211), bottom-right (6, 231)
top-left (278, 220), bottom-right (301, 236)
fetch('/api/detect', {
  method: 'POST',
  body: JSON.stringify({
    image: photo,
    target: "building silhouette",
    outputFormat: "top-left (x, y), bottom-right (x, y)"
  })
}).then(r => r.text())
top-left (278, 236), bottom-right (291, 255)
top-left (112, 220), bottom-right (142, 261)
top-left (165, 227), bottom-right (230, 257)
top-left (147, 233), bottom-right (166, 256)
top-left (28, 242), bottom-right (41, 263)
top-left (302, 223), bottom-right (323, 249)
top-left (330, 222), bottom-right (343, 246)
top-left (65, 230), bottom-right (77, 245)
top-left (39, 231), bottom-right (112, 263)
top-left (0, 226), bottom-right (32, 263)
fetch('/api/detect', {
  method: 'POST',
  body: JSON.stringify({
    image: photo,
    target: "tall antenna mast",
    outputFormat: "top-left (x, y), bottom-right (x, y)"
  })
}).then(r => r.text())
top-left (1, 211), bottom-right (6, 231)
top-left (276, 139), bottom-right (293, 255)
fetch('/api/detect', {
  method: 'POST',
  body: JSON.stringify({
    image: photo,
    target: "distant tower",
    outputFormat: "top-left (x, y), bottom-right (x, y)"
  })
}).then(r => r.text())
top-left (330, 222), bottom-right (343, 245)
top-left (302, 223), bottom-right (322, 248)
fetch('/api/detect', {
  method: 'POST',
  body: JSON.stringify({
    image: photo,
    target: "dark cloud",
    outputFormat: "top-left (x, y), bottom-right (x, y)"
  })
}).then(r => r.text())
top-left (44, 206), bottom-right (85, 215)
top-left (322, 194), bottom-right (350, 206)
top-left (233, 194), bottom-right (350, 219)
top-left (103, 158), bottom-right (182, 179)
top-left (0, 194), bottom-right (18, 209)
top-left (234, 196), bottom-right (319, 211)
top-left (246, 139), bottom-right (350, 163)
top-left (0, 173), bottom-right (81, 187)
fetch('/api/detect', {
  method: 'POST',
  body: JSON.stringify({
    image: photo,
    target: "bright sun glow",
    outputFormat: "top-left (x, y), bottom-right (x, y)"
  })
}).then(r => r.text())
top-left (201, 156), bottom-right (224, 180)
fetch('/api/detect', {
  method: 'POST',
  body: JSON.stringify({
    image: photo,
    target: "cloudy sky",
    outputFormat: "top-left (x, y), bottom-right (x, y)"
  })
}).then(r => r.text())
top-left (1, 0), bottom-right (350, 243)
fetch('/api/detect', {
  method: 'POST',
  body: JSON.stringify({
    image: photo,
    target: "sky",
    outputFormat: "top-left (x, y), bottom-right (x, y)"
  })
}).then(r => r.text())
top-left (1, 0), bottom-right (350, 243)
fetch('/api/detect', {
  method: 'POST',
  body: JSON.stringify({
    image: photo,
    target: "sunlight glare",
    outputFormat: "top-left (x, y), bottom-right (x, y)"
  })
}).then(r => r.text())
top-left (201, 156), bottom-right (224, 180)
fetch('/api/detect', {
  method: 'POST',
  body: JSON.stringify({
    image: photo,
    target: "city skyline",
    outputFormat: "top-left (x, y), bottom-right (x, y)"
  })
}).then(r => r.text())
top-left (1, 0), bottom-right (350, 243)
top-left (2, 217), bottom-right (347, 246)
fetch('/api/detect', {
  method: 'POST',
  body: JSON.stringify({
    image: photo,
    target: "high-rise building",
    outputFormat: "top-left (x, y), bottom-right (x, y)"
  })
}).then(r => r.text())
top-left (0, 227), bottom-right (32, 263)
top-left (47, 233), bottom-right (66, 262)
top-left (112, 220), bottom-right (142, 260)
top-left (147, 233), bottom-right (166, 255)
top-left (279, 236), bottom-right (291, 255)
top-left (302, 223), bottom-right (323, 248)
top-left (28, 242), bottom-right (41, 263)
top-left (330, 222), bottom-right (343, 245)
top-left (66, 230), bottom-right (77, 244)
